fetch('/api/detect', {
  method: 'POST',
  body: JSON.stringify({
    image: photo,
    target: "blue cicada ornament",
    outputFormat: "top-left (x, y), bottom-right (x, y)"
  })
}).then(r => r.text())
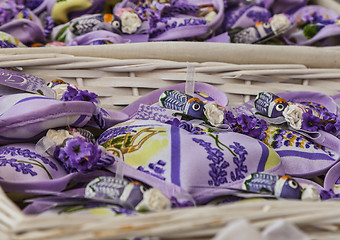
top-left (159, 90), bottom-right (205, 119)
top-left (254, 92), bottom-right (288, 124)
top-left (85, 176), bottom-right (145, 209)
top-left (69, 14), bottom-right (122, 36)
top-left (242, 172), bottom-right (303, 199)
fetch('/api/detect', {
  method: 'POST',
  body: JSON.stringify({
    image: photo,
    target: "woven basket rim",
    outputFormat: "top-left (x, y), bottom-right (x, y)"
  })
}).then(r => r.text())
top-left (0, 42), bottom-right (340, 68)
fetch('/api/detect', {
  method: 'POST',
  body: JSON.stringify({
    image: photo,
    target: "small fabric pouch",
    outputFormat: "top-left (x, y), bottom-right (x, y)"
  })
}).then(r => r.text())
top-left (0, 93), bottom-right (96, 144)
top-left (0, 142), bottom-right (126, 196)
top-left (0, 143), bottom-right (67, 182)
top-left (51, 12), bottom-right (148, 45)
top-left (223, 4), bottom-right (272, 30)
top-left (283, 5), bottom-right (340, 46)
top-left (231, 91), bottom-right (340, 177)
top-left (0, 143), bottom-right (73, 194)
top-left (97, 119), bottom-right (283, 204)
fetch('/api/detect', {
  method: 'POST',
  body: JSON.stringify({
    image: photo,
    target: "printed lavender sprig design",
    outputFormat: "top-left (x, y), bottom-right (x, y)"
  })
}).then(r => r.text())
top-left (193, 137), bottom-right (229, 186)
top-left (0, 156), bottom-right (37, 177)
top-left (193, 134), bottom-right (249, 186)
top-left (0, 146), bottom-right (58, 171)
top-left (209, 134), bottom-right (248, 181)
top-left (0, 145), bottom-right (59, 179)
top-left (229, 142), bottom-right (248, 181)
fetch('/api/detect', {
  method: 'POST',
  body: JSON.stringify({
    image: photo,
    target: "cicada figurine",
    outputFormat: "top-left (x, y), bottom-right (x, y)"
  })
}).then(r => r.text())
top-left (242, 172), bottom-right (303, 199)
top-left (159, 90), bottom-right (205, 119)
top-left (69, 13), bottom-right (122, 36)
top-left (254, 92), bottom-right (288, 124)
top-left (232, 13), bottom-right (292, 44)
top-left (85, 176), bottom-right (145, 209)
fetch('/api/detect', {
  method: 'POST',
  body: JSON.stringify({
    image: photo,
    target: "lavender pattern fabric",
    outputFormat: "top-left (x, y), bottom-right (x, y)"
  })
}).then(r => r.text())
top-left (98, 119), bottom-right (282, 203)
top-left (0, 143), bottom-right (67, 182)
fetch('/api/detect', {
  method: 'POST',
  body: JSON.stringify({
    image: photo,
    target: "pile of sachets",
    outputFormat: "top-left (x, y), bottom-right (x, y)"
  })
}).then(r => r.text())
top-left (2, 66), bottom-right (340, 217)
top-left (0, 0), bottom-right (339, 48)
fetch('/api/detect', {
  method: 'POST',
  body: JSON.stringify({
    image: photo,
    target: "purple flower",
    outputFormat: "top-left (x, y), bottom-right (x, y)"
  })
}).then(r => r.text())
top-left (322, 112), bottom-right (334, 121)
top-left (320, 189), bottom-right (340, 200)
top-left (61, 86), bottom-right (98, 103)
top-left (301, 112), bottom-right (320, 132)
top-left (324, 123), bottom-right (337, 134)
top-left (224, 111), bottom-right (237, 125)
top-left (236, 114), bottom-right (257, 132)
top-left (64, 138), bottom-right (85, 157)
top-left (247, 122), bottom-right (268, 140)
top-left (61, 86), bottom-right (78, 101)
top-left (73, 89), bottom-right (98, 103)
top-left (57, 137), bottom-right (101, 173)
top-left (223, 111), bottom-right (268, 141)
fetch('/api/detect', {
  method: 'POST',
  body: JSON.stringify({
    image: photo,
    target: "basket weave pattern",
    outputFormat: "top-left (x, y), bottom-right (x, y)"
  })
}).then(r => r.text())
top-left (2, 49), bottom-right (340, 111)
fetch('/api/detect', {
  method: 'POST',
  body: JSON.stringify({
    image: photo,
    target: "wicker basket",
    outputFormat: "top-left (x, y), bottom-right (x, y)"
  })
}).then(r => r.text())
top-left (1, 31), bottom-right (340, 239)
